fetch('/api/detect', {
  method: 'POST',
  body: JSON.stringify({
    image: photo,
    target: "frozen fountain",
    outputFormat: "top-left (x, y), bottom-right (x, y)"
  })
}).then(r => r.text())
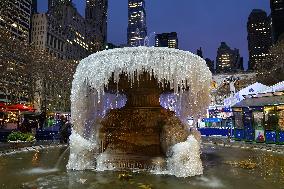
top-left (67, 47), bottom-right (212, 177)
top-left (2, 47), bottom-right (283, 189)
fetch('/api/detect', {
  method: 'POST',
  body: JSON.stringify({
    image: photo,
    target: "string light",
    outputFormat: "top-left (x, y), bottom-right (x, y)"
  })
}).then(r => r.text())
top-left (0, 28), bottom-right (76, 111)
top-left (256, 39), bottom-right (284, 85)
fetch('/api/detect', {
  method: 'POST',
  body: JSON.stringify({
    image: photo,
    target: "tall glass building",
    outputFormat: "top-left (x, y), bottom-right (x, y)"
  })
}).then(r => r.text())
top-left (0, 0), bottom-right (32, 41)
top-left (155, 32), bottom-right (179, 49)
top-left (247, 9), bottom-right (272, 70)
top-left (270, 0), bottom-right (284, 43)
top-left (85, 0), bottom-right (108, 50)
top-left (127, 0), bottom-right (147, 46)
top-left (48, 0), bottom-right (72, 10)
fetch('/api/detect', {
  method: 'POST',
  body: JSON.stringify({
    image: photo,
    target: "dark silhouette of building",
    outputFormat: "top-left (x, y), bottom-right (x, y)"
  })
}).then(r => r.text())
top-left (247, 9), bottom-right (272, 70)
top-left (127, 0), bottom-right (147, 46)
top-left (196, 47), bottom-right (214, 73)
top-left (30, 0), bottom-right (38, 43)
top-left (216, 42), bottom-right (243, 73)
top-left (197, 47), bottom-right (203, 58)
top-left (270, 0), bottom-right (284, 43)
top-left (48, 0), bottom-right (72, 10)
top-left (105, 43), bottom-right (119, 50)
top-left (205, 58), bottom-right (215, 74)
top-left (32, 0), bottom-right (38, 14)
top-left (155, 32), bottom-right (178, 49)
top-left (86, 0), bottom-right (108, 50)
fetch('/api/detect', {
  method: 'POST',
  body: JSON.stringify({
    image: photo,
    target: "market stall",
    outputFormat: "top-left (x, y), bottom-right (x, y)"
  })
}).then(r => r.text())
top-left (232, 91), bottom-right (284, 144)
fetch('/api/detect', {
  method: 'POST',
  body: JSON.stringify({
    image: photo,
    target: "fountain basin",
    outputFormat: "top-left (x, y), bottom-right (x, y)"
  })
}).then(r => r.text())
top-left (0, 144), bottom-right (284, 189)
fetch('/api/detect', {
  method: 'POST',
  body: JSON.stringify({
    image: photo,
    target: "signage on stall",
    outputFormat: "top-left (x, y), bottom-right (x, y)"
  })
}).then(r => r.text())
top-left (202, 118), bottom-right (222, 123)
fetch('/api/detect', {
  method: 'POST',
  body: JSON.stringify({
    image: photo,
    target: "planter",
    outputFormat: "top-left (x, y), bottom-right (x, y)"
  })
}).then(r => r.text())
top-left (8, 140), bottom-right (36, 149)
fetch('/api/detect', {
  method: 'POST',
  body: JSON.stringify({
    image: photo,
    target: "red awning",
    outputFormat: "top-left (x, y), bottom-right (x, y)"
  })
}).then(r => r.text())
top-left (0, 103), bottom-right (6, 111)
top-left (6, 104), bottom-right (35, 112)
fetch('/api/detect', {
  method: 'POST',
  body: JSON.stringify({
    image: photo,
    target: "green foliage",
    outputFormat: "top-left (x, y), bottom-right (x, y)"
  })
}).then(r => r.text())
top-left (7, 131), bottom-right (35, 142)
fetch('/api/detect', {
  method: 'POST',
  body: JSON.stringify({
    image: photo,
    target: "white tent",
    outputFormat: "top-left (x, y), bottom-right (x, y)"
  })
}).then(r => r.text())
top-left (259, 81), bottom-right (284, 93)
top-left (224, 82), bottom-right (269, 107)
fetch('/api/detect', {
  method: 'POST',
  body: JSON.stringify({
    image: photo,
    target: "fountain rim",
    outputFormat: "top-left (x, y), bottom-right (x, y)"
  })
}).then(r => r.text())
top-left (70, 46), bottom-right (212, 132)
top-left (71, 46), bottom-right (211, 100)
top-left (80, 46), bottom-right (206, 63)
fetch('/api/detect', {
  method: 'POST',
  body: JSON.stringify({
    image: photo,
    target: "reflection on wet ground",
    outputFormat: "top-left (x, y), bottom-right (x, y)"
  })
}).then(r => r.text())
top-left (0, 145), bottom-right (283, 189)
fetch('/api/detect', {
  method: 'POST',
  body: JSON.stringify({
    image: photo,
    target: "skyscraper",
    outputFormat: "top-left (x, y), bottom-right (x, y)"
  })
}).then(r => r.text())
top-left (247, 9), bottom-right (272, 70)
top-left (127, 0), bottom-right (147, 46)
top-left (205, 58), bottom-right (215, 74)
top-left (216, 42), bottom-right (243, 73)
top-left (270, 0), bottom-right (284, 43)
top-left (85, 0), bottom-right (108, 50)
top-left (32, 0), bottom-right (38, 14)
top-left (32, 2), bottom-right (97, 60)
top-left (155, 32), bottom-right (178, 49)
top-left (197, 47), bottom-right (203, 58)
top-left (196, 47), bottom-right (215, 73)
top-left (0, 0), bottom-right (32, 41)
top-left (0, 0), bottom-right (33, 103)
top-left (48, 0), bottom-right (72, 10)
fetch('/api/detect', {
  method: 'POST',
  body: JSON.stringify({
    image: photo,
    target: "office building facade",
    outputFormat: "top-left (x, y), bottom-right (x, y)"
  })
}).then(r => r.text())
top-left (270, 0), bottom-right (284, 43)
top-left (85, 0), bottom-right (108, 51)
top-left (155, 32), bottom-right (178, 49)
top-left (247, 9), bottom-right (272, 70)
top-left (0, 0), bottom-right (32, 41)
top-left (32, 3), bottom-right (97, 61)
top-left (48, 0), bottom-right (72, 10)
top-left (127, 0), bottom-right (147, 46)
top-left (0, 0), bottom-right (33, 103)
top-left (216, 42), bottom-right (243, 73)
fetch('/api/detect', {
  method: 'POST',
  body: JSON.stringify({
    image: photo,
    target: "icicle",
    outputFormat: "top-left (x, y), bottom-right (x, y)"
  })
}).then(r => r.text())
top-left (70, 46), bottom-right (212, 155)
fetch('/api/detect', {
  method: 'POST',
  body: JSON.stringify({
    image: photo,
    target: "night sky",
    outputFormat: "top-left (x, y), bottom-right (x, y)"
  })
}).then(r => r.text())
top-left (38, 0), bottom-right (270, 70)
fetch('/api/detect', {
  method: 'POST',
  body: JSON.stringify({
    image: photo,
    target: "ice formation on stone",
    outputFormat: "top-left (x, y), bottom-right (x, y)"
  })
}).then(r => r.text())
top-left (68, 47), bottom-right (212, 177)
top-left (167, 135), bottom-right (203, 177)
top-left (67, 132), bottom-right (97, 170)
top-left (71, 47), bottom-right (211, 135)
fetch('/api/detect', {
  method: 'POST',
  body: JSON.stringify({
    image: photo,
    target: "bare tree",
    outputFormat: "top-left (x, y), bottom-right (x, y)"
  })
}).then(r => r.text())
top-left (0, 28), bottom-right (76, 111)
top-left (256, 39), bottom-right (284, 85)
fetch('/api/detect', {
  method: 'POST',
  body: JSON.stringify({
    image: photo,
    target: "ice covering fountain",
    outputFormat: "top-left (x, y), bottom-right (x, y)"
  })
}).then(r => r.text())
top-left (67, 47), bottom-right (212, 177)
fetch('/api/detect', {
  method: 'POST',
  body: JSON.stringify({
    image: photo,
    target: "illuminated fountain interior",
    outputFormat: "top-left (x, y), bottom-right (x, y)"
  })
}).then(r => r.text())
top-left (67, 47), bottom-right (212, 177)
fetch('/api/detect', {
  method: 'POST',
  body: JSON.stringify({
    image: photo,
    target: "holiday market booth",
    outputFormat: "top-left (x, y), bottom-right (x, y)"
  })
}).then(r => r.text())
top-left (199, 83), bottom-right (269, 137)
top-left (232, 91), bottom-right (284, 144)
top-left (0, 103), bottom-right (35, 130)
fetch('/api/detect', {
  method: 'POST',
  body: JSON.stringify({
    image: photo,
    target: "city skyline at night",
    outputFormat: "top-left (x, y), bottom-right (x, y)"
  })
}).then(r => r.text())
top-left (37, 0), bottom-right (270, 70)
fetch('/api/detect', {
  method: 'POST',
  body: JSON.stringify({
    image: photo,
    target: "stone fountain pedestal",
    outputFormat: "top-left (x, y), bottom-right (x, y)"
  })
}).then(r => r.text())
top-left (98, 72), bottom-right (189, 170)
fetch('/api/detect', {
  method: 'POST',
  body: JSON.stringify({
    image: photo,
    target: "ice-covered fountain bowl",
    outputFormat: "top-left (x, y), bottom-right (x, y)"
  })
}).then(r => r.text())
top-left (67, 46), bottom-right (212, 176)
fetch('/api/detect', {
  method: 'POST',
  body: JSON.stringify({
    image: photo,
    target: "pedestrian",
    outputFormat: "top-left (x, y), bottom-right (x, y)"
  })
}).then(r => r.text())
top-left (59, 120), bottom-right (71, 143)
top-left (39, 111), bottom-right (46, 130)
top-left (59, 115), bottom-right (67, 142)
